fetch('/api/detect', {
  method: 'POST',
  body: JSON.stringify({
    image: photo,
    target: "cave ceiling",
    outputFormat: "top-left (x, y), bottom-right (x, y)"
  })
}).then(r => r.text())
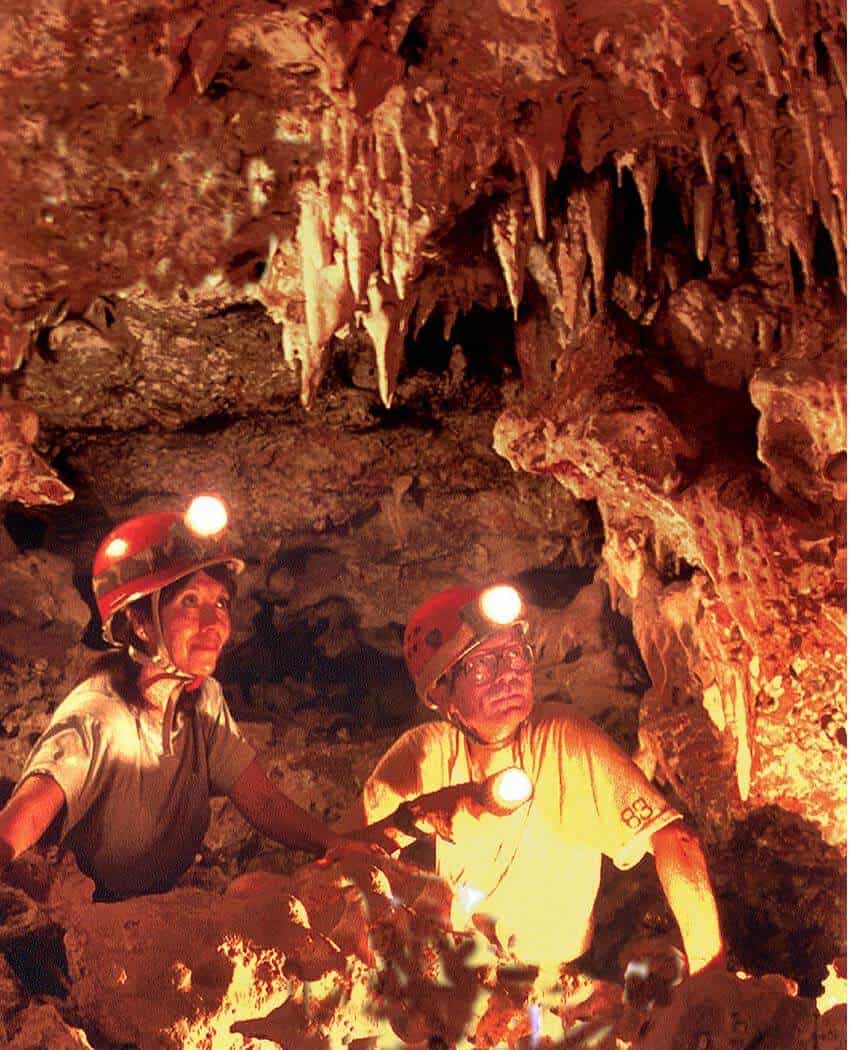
top-left (0, 0), bottom-right (846, 862)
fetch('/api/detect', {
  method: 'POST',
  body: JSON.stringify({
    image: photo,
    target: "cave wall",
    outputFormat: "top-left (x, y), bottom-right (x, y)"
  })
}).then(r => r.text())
top-left (0, 0), bottom-right (845, 1023)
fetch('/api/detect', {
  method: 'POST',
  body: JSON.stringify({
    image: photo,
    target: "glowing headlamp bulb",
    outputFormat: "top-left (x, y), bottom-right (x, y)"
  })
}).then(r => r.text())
top-left (479, 584), bottom-right (523, 625)
top-left (104, 537), bottom-right (129, 561)
top-left (185, 495), bottom-right (228, 537)
top-left (481, 766), bottom-right (533, 814)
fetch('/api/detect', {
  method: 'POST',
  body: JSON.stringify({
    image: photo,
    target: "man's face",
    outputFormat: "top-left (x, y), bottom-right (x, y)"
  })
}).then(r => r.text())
top-left (438, 627), bottom-right (534, 744)
top-left (159, 569), bottom-right (232, 677)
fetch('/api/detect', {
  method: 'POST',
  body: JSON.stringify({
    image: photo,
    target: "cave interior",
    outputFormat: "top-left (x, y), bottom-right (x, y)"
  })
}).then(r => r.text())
top-left (0, 0), bottom-right (846, 1045)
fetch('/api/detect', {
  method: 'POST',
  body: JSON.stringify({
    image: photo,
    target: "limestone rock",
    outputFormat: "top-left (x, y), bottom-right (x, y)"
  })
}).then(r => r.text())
top-left (5, 1003), bottom-right (93, 1049)
top-left (638, 970), bottom-right (820, 1049)
top-left (0, 404), bottom-right (72, 507)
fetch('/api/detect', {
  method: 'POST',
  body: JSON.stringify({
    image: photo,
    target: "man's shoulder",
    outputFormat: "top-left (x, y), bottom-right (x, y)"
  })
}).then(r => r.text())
top-left (382, 718), bottom-right (455, 755)
top-left (526, 701), bottom-right (615, 753)
top-left (529, 701), bottom-right (594, 732)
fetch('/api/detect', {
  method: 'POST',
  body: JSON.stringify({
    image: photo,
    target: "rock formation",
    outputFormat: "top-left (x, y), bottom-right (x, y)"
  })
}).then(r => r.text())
top-left (0, 0), bottom-right (845, 1044)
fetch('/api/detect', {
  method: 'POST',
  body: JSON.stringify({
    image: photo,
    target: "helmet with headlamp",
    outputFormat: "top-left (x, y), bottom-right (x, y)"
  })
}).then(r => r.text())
top-left (92, 494), bottom-right (244, 646)
top-left (403, 583), bottom-right (529, 706)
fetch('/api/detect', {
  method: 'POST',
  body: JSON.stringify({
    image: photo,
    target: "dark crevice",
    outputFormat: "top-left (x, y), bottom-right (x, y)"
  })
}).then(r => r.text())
top-left (651, 169), bottom-right (693, 265)
top-left (717, 807), bottom-right (846, 996)
top-left (402, 304), bottom-right (518, 386)
top-left (179, 411), bottom-right (243, 436)
top-left (813, 31), bottom-right (830, 78)
top-left (3, 925), bottom-right (70, 998)
top-left (203, 301), bottom-right (268, 320)
top-left (364, 401), bottom-right (445, 431)
top-left (813, 219), bottom-right (839, 281)
top-left (514, 565), bottom-right (596, 608)
top-left (219, 601), bottom-right (416, 727)
top-left (789, 245), bottom-right (805, 296)
top-left (608, 166), bottom-right (646, 281)
top-left (2, 508), bottom-right (49, 550)
top-left (399, 13), bottom-right (428, 67)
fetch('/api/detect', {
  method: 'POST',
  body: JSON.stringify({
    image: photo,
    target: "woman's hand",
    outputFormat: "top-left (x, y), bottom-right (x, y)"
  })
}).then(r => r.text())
top-left (381, 783), bottom-right (485, 845)
top-left (315, 825), bottom-right (396, 867)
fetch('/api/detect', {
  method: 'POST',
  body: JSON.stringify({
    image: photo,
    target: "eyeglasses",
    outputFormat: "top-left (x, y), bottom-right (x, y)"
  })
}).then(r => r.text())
top-left (456, 641), bottom-right (533, 686)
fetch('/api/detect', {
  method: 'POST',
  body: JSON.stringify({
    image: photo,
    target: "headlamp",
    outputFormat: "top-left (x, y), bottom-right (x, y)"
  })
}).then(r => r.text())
top-left (480, 766), bottom-right (533, 815)
top-left (184, 495), bottom-right (228, 538)
top-left (103, 537), bottom-right (129, 561)
top-left (478, 584), bottom-right (523, 625)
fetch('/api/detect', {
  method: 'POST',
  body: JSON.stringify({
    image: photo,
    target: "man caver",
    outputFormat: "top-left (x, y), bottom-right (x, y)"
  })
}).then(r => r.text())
top-left (357, 583), bottom-right (725, 976)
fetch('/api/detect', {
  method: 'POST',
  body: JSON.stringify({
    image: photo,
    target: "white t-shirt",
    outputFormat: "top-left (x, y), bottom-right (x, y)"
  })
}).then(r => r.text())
top-left (362, 702), bottom-right (680, 965)
top-left (16, 672), bottom-right (256, 900)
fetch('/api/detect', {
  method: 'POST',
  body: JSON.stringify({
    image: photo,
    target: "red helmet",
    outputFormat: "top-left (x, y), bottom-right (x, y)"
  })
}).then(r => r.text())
top-left (92, 495), bottom-right (244, 644)
top-left (404, 583), bottom-right (528, 705)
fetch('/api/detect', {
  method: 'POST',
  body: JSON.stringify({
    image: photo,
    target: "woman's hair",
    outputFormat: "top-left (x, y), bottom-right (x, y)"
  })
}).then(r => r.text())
top-left (80, 563), bottom-right (237, 703)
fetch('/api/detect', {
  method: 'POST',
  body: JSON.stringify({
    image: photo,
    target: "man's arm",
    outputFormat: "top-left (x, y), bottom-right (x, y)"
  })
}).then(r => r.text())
top-left (228, 758), bottom-right (394, 855)
top-left (0, 774), bottom-right (66, 867)
top-left (651, 821), bottom-right (726, 976)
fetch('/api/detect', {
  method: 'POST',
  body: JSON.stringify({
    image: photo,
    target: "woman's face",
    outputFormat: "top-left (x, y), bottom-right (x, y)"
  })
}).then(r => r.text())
top-left (158, 569), bottom-right (232, 677)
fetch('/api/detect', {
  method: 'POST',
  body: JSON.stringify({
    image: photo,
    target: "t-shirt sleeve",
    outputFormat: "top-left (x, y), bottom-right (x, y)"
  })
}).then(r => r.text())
top-left (574, 717), bottom-right (681, 870)
top-left (15, 717), bottom-right (95, 831)
top-left (200, 684), bottom-right (257, 796)
top-left (362, 728), bottom-right (433, 824)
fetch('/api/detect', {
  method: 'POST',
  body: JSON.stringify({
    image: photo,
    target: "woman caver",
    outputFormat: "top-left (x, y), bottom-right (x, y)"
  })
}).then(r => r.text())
top-left (0, 495), bottom-right (384, 900)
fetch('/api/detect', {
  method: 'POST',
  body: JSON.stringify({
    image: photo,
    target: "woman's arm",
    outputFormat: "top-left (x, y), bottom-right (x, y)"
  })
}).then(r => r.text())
top-left (651, 820), bottom-right (726, 976)
top-left (228, 758), bottom-right (395, 855)
top-left (0, 774), bottom-right (66, 866)
top-left (228, 759), bottom-right (341, 853)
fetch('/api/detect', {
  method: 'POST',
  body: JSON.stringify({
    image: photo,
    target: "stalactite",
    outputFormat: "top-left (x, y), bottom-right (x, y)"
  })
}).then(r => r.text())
top-left (632, 150), bottom-right (658, 271)
top-left (765, 0), bottom-right (804, 45)
top-left (409, 278), bottom-right (443, 341)
top-left (696, 116), bottom-right (719, 185)
top-left (345, 214), bottom-right (379, 303)
top-left (359, 275), bottom-right (409, 407)
top-left (694, 183), bottom-right (715, 262)
top-left (755, 29), bottom-right (784, 97)
top-left (733, 673), bottom-right (753, 802)
top-left (510, 137), bottom-right (547, 241)
top-left (298, 190), bottom-right (354, 403)
top-left (390, 110), bottom-right (414, 213)
top-left (573, 176), bottom-right (612, 313)
top-left (391, 210), bottom-right (431, 303)
top-left (506, 98), bottom-right (569, 244)
top-left (491, 192), bottom-right (530, 319)
top-left (442, 304), bottom-right (459, 342)
top-left (556, 235), bottom-right (586, 334)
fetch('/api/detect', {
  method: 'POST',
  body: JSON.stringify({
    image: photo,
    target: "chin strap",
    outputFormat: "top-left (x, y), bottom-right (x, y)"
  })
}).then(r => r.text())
top-left (128, 589), bottom-right (205, 693)
top-left (127, 592), bottom-right (206, 757)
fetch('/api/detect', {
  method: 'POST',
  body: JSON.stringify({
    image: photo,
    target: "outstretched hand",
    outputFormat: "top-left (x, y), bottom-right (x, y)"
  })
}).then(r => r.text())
top-left (316, 825), bottom-right (396, 867)
top-left (401, 782), bottom-right (486, 844)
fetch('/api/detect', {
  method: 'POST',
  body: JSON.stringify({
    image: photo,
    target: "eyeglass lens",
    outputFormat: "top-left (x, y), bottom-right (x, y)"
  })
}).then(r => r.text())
top-left (462, 642), bottom-right (532, 684)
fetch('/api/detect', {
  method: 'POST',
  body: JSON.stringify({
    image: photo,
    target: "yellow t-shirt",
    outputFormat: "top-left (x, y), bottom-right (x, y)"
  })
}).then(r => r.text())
top-left (362, 702), bottom-right (680, 966)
